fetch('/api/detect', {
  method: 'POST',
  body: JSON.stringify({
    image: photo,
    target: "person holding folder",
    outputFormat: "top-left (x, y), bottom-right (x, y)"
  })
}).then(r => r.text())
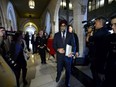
top-left (53, 20), bottom-right (76, 87)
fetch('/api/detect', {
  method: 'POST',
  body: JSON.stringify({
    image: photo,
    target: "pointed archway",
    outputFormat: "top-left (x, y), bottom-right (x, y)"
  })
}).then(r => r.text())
top-left (7, 2), bottom-right (17, 31)
top-left (23, 22), bottom-right (38, 51)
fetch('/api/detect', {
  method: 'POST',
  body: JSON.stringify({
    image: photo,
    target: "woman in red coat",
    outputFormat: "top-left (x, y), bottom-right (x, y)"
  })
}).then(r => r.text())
top-left (47, 33), bottom-right (56, 60)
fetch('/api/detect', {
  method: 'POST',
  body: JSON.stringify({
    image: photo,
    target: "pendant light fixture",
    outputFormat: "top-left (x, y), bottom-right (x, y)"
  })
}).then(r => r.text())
top-left (29, 0), bottom-right (35, 9)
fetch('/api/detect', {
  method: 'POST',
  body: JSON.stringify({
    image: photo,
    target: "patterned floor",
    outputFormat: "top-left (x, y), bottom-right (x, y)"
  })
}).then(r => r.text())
top-left (19, 53), bottom-right (93, 87)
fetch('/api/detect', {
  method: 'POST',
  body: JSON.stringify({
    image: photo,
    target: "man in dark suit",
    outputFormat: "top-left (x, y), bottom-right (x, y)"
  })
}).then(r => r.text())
top-left (90, 17), bottom-right (110, 87)
top-left (102, 15), bottom-right (116, 87)
top-left (53, 20), bottom-right (76, 87)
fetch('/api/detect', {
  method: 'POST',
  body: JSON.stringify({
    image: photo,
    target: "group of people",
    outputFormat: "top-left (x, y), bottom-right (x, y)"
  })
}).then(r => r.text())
top-left (0, 15), bottom-right (116, 87)
top-left (86, 15), bottom-right (116, 87)
top-left (23, 20), bottom-right (79, 87)
top-left (30, 30), bottom-right (56, 64)
top-left (0, 20), bottom-right (79, 87)
top-left (0, 27), bottom-right (17, 87)
top-left (53, 15), bottom-right (116, 87)
top-left (9, 32), bottom-right (29, 87)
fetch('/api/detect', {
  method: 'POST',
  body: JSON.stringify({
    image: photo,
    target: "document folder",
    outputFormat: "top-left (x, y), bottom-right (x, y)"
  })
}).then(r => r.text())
top-left (65, 44), bottom-right (72, 56)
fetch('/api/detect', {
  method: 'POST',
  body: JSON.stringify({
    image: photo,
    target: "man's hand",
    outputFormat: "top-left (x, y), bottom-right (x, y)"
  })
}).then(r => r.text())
top-left (57, 48), bottom-right (65, 54)
top-left (68, 53), bottom-right (73, 57)
top-left (75, 52), bottom-right (79, 57)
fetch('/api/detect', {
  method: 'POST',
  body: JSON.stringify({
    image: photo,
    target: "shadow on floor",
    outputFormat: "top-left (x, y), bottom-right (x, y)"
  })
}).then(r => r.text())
top-left (72, 67), bottom-right (94, 87)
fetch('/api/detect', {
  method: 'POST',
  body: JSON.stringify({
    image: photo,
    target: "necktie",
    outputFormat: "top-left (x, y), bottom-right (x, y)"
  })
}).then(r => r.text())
top-left (62, 31), bottom-right (65, 44)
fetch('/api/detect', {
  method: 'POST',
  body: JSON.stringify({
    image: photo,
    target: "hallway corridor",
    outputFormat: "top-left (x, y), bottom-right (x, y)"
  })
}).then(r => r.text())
top-left (22, 53), bottom-right (93, 87)
top-left (0, 0), bottom-right (116, 87)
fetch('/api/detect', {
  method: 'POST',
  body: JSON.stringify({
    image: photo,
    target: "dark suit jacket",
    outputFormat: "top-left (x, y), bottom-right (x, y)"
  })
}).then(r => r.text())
top-left (53, 31), bottom-right (76, 59)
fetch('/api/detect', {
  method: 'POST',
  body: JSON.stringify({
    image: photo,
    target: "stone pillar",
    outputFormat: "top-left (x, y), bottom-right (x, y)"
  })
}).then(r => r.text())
top-left (72, 0), bottom-right (88, 57)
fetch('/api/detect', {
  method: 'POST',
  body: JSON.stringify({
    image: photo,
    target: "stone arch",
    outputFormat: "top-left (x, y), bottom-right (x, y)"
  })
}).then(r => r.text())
top-left (23, 22), bottom-right (38, 33)
top-left (7, 2), bottom-right (17, 31)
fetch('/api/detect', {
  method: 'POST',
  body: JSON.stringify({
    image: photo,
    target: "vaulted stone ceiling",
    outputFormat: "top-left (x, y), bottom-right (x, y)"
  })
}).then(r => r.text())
top-left (10, 0), bottom-right (50, 18)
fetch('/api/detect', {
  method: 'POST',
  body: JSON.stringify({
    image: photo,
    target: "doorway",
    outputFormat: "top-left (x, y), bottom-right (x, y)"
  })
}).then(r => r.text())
top-left (24, 25), bottom-right (36, 52)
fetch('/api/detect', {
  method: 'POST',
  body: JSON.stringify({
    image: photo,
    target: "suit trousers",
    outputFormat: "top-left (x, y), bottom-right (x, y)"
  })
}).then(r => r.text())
top-left (57, 56), bottom-right (72, 86)
top-left (38, 48), bottom-right (46, 63)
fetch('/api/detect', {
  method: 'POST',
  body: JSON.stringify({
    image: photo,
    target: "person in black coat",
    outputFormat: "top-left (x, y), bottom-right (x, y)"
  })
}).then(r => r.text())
top-left (68, 25), bottom-right (79, 57)
top-left (9, 32), bottom-right (28, 87)
top-left (90, 17), bottom-right (110, 87)
top-left (68, 25), bottom-right (79, 69)
top-left (31, 31), bottom-right (37, 54)
top-left (24, 32), bottom-right (30, 51)
top-left (85, 26), bottom-right (94, 65)
top-left (102, 15), bottom-right (116, 87)
top-left (53, 20), bottom-right (76, 87)
top-left (36, 30), bottom-right (47, 64)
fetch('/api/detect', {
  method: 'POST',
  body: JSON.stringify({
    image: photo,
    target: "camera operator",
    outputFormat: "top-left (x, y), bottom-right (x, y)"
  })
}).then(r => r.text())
top-left (85, 25), bottom-right (94, 65)
top-left (82, 20), bottom-right (95, 65)
top-left (0, 27), bottom-right (17, 87)
top-left (89, 17), bottom-right (110, 87)
top-left (102, 15), bottom-right (116, 87)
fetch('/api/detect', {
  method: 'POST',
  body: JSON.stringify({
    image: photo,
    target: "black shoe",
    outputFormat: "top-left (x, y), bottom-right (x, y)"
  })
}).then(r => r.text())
top-left (56, 77), bottom-right (60, 82)
top-left (17, 84), bottom-right (20, 87)
top-left (23, 80), bottom-right (28, 85)
top-left (43, 62), bottom-right (47, 64)
top-left (41, 62), bottom-right (44, 64)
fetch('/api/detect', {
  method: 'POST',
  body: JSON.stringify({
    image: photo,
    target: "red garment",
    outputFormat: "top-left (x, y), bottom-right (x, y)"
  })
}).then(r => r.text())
top-left (47, 38), bottom-right (56, 55)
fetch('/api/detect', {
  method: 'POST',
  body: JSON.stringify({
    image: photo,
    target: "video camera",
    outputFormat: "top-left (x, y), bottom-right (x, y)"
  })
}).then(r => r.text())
top-left (82, 19), bottom-right (95, 32)
top-left (5, 31), bottom-right (16, 36)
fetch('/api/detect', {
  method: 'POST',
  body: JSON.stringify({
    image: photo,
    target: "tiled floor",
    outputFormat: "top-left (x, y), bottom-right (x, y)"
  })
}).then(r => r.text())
top-left (20, 53), bottom-right (93, 87)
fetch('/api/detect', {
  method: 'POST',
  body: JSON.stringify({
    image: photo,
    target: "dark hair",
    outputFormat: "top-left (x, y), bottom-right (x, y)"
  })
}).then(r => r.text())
top-left (13, 31), bottom-right (22, 41)
top-left (59, 20), bottom-right (67, 26)
top-left (95, 16), bottom-right (107, 26)
top-left (110, 15), bottom-right (116, 20)
top-left (95, 16), bottom-right (106, 20)
top-left (68, 25), bottom-right (75, 33)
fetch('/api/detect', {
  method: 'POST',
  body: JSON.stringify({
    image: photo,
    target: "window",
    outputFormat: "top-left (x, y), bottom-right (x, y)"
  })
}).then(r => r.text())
top-left (108, 0), bottom-right (114, 4)
top-left (69, 2), bottom-right (73, 10)
top-left (96, 0), bottom-right (100, 9)
top-left (60, 0), bottom-right (73, 10)
top-left (99, 0), bottom-right (104, 7)
top-left (7, 2), bottom-right (17, 31)
top-left (88, 1), bottom-right (92, 11)
top-left (92, 0), bottom-right (96, 10)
